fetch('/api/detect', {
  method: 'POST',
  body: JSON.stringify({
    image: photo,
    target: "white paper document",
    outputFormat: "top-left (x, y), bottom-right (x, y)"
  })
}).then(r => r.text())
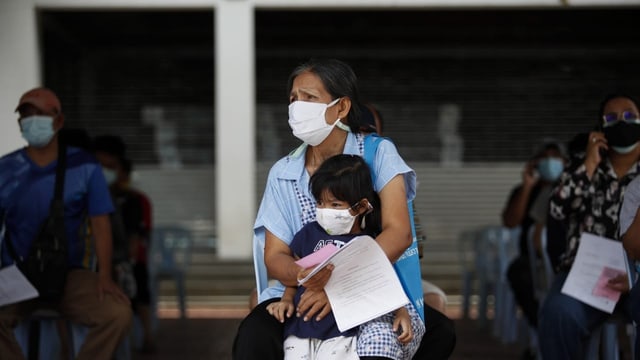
top-left (302, 235), bottom-right (409, 332)
top-left (0, 264), bottom-right (39, 307)
top-left (561, 233), bottom-right (628, 314)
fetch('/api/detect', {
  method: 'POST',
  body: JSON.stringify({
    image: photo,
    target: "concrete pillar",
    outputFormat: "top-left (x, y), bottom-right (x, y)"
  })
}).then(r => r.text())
top-left (0, 0), bottom-right (40, 156)
top-left (215, 1), bottom-right (255, 258)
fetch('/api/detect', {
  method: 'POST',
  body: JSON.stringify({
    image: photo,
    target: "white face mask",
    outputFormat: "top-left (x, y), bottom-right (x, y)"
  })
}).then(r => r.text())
top-left (102, 168), bottom-right (117, 185)
top-left (316, 207), bottom-right (357, 235)
top-left (288, 98), bottom-right (349, 146)
top-left (20, 115), bottom-right (56, 148)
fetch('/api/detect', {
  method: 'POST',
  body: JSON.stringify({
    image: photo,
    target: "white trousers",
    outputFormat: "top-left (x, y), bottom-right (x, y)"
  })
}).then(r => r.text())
top-left (284, 335), bottom-right (359, 360)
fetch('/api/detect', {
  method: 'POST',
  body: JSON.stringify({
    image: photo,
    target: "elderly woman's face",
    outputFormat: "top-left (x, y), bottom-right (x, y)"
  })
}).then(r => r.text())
top-left (289, 71), bottom-right (332, 104)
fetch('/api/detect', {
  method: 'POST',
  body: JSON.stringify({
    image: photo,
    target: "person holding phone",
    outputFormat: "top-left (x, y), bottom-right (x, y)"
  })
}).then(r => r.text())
top-left (502, 140), bottom-right (566, 331)
top-left (539, 94), bottom-right (640, 360)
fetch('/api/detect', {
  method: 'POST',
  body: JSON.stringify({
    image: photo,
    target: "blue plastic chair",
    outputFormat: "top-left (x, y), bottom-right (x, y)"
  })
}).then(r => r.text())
top-left (148, 225), bottom-right (193, 320)
top-left (459, 225), bottom-right (519, 335)
top-left (458, 229), bottom-right (478, 320)
top-left (13, 309), bottom-right (87, 360)
top-left (489, 226), bottom-right (520, 343)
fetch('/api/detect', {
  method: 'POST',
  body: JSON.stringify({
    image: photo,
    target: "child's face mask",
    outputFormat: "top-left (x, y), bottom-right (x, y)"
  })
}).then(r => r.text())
top-left (316, 208), bottom-right (357, 235)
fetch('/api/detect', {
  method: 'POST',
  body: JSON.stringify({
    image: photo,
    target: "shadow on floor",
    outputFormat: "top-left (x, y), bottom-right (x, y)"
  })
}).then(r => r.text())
top-left (131, 317), bottom-right (528, 360)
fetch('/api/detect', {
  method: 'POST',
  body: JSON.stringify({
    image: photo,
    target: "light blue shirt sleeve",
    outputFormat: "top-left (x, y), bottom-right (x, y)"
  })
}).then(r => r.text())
top-left (620, 175), bottom-right (640, 237)
top-left (254, 160), bottom-right (301, 246)
top-left (371, 138), bottom-right (416, 202)
top-left (253, 159), bottom-right (303, 302)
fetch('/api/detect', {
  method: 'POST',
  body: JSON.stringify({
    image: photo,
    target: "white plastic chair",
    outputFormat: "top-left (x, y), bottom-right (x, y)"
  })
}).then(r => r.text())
top-left (148, 225), bottom-right (193, 320)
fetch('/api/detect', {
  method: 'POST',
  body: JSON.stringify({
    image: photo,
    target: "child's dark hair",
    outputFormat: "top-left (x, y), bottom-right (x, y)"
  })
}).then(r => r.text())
top-left (310, 154), bottom-right (381, 236)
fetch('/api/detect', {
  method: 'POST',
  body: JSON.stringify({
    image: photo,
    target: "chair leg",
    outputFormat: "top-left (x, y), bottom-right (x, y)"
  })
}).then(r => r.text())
top-left (177, 273), bottom-right (186, 319)
top-left (149, 275), bottom-right (160, 332)
top-left (601, 322), bottom-right (619, 360)
top-left (461, 270), bottom-right (472, 320)
top-left (114, 333), bottom-right (132, 360)
top-left (477, 274), bottom-right (489, 328)
top-left (587, 325), bottom-right (603, 360)
top-left (38, 319), bottom-right (62, 360)
top-left (14, 321), bottom-right (30, 358)
top-left (69, 322), bottom-right (89, 358)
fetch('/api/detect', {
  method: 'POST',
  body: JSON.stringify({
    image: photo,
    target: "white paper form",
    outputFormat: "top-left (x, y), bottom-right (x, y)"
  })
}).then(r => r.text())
top-left (317, 235), bottom-right (409, 332)
top-left (0, 264), bottom-right (39, 307)
top-left (561, 233), bottom-right (628, 314)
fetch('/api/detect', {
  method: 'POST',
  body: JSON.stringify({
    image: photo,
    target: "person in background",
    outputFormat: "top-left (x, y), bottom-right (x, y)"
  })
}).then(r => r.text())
top-left (501, 139), bottom-right (567, 359)
top-left (539, 93), bottom-right (640, 359)
top-left (0, 87), bottom-right (131, 360)
top-left (502, 140), bottom-right (567, 328)
top-left (94, 135), bottom-right (155, 353)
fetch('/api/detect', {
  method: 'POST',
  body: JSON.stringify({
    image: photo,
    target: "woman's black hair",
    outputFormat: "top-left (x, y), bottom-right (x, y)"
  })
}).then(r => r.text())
top-left (596, 93), bottom-right (640, 130)
top-left (287, 58), bottom-right (363, 133)
top-left (310, 154), bottom-right (381, 236)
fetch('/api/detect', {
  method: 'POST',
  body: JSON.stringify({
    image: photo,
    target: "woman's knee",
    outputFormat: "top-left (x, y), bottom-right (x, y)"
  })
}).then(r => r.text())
top-left (539, 291), bottom-right (587, 332)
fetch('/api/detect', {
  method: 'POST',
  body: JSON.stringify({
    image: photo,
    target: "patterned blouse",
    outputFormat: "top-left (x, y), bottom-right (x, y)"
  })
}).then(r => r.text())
top-left (549, 156), bottom-right (640, 271)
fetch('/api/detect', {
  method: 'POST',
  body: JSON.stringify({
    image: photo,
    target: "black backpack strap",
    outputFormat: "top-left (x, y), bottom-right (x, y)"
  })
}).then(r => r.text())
top-left (49, 142), bottom-right (67, 216)
top-left (6, 142), bottom-right (67, 263)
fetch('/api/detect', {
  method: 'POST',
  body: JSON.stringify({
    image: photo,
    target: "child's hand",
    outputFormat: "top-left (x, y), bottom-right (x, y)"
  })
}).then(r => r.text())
top-left (297, 264), bottom-right (334, 290)
top-left (393, 307), bottom-right (413, 344)
top-left (266, 300), bottom-right (295, 323)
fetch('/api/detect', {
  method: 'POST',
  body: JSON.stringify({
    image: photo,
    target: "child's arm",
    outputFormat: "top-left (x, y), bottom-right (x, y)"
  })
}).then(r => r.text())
top-left (393, 306), bottom-right (414, 344)
top-left (266, 286), bottom-right (297, 323)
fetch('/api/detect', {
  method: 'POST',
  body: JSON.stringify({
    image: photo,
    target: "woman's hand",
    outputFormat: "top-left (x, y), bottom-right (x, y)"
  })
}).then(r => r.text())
top-left (267, 300), bottom-right (295, 323)
top-left (585, 131), bottom-right (608, 179)
top-left (607, 273), bottom-right (630, 293)
top-left (522, 160), bottom-right (539, 190)
top-left (393, 307), bottom-right (413, 344)
top-left (297, 288), bottom-right (331, 322)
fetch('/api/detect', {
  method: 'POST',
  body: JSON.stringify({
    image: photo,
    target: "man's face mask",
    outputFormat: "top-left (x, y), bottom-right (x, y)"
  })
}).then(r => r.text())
top-left (288, 98), bottom-right (350, 146)
top-left (102, 168), bottom-right (117, 185)
top-left (20, 115), bottom-right (56, 148)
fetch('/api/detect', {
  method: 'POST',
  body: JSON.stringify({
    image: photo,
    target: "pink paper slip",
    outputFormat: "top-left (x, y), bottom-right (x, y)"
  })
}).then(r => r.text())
top-left (295, 244), bottom-right (339, 269)
top-left (592, 266), bottom-right (624, 302)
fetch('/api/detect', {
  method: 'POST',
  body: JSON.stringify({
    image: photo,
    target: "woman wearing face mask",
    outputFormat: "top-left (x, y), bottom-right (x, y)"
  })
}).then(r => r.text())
top-left (502, 140), bottom-right (567, 346)
top-left (232, 59), bottom-right (427, 360)
top-left (538, 94), bottom-right (640, 360)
